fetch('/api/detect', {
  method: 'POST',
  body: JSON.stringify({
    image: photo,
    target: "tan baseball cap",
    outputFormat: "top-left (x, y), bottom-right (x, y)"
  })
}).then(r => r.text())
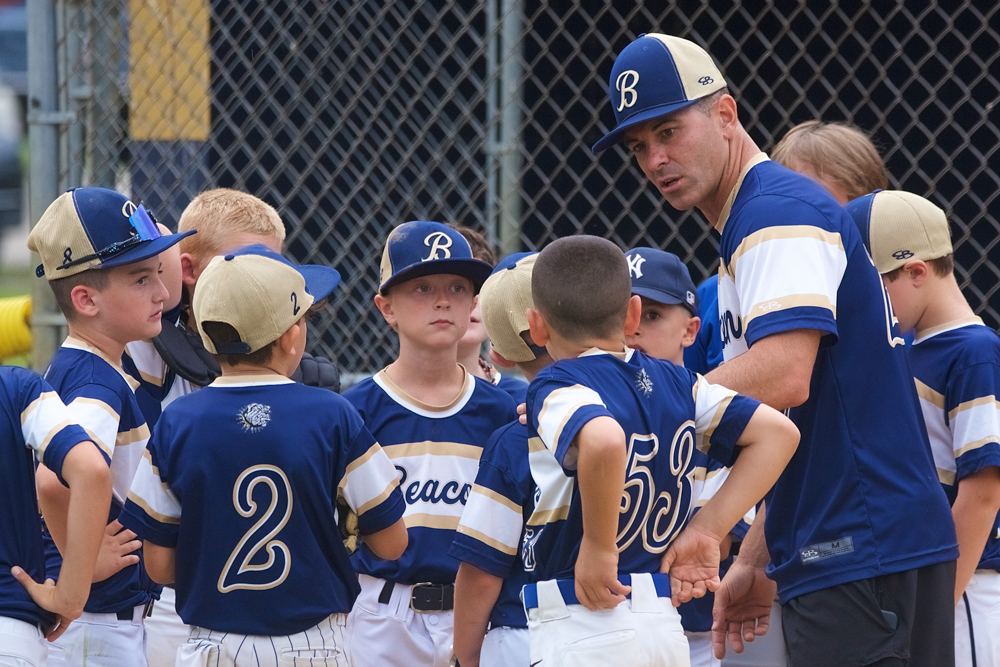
top-left (480, 252), bottom-right (541, 363)
top-left (193, 244), bottom-right (341, 354)
top-left (845, 190), bottom-right (952, 274)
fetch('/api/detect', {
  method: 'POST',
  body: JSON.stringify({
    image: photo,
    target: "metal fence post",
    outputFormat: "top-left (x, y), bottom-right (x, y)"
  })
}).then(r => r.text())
top-left (497, 0), bottom-right (524, 258)
top-left (26, 0), bottom-right (63, 372)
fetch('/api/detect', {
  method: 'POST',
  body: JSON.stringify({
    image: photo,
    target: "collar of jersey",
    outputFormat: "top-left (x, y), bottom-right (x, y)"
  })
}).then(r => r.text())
top-left (715, 152), bottom-right (770, 234)
top-left (912, 315), bottom-right (985, 345)
top-left (208, 373), bottom-right (294, 388)
top-left (62, 336), bottom-right (141, 391)
top-left (373, 365), bottom-right (475, 418)
top-left (578, 347), bottom-right (634, 362)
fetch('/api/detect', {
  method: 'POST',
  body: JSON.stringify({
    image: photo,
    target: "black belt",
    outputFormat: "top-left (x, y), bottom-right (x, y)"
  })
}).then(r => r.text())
top-left (115, 599), bottom-right (154, 621)
top-left (379, 580), bottom-right (454, 612)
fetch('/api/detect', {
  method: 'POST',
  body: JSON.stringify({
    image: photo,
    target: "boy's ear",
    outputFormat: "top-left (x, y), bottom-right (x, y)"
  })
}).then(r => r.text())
top-left (374, 293), bottom-right (396, 328)
top-left (70, 284), bottom-right (100, 319)
top-left (681, 315), bottom-right (701, 349)
top-left (180, 252), bottom-right (200, 288)
top-left (277, 319), bottom-right (303, 357)
top-left (623, 295), bottom-right (642, 337)
top-left (488, 346), bottom-right (516, 369)
top-left (526, 307), bottom-right (550, 348)
top-left (903, 260), bottom-right (929, 287)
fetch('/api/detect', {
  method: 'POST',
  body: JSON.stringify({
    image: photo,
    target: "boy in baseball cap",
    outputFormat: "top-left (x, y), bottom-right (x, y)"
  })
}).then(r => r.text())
top-left (847, 191), bottom-right (1000, 667)
top-left (624, 247), bottom-right (700, 363)
top-left (119, 244), bottom-right (408, 665)
top-left (27, 186), bottom-right (190, 666)
top-left (344, 221), bottom-right (516, 667)
top-left (450, 252), bottom-right (550, 667)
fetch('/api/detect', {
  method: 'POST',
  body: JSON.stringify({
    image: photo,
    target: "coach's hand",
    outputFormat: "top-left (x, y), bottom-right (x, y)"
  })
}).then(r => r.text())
top-left (711, 561), bottom-right (776, 659)
top-left (11, 568), bottom-right (77, 641)
top-left (575, 536), bottom-right (630, 611)
top-left (661, 524), bottom-right (721, 607)
top-left (92, 520), bottom-right (141, 583)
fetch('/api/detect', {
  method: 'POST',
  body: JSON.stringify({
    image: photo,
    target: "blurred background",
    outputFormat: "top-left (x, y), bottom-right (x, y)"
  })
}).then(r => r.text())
top-left (5, 0), bottom-right (999, 375)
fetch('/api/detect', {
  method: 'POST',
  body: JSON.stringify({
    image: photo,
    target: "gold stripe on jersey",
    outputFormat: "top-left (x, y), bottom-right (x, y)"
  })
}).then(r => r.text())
top-left (35, 419), bottom-right (76, 458)
top-left (914, 316), bottom-right (985, 343)
top-left (343, 442), bottom-right (382, 478)
top-left (690, 466), bottom-right (725, 483)
top-left (72, 396), bottom-right (120, 421)
top-left (127, 490), bottom-right (180, 525)
top-left (404, 513), bottom-right (461, 530)
top-left (938, 468), bottom-right (957, 486)
top-left (380, 440), bottom-right (483, 461)
top-left (914, 378), bottom-right (946, 410)
top-left (82, 428), bottom-right (113, 458)
top-left (527, 437), bottom-right (546, 454)
top-left (742, 293), bottom-right (836, 328)
top-left (64, 336), bottom-right (141, 391)
top-left (727, 225), bottom-right (844, 277)
top-left (116, 423), bottom-right (150, 448)
top-left (948, 394), bottom-right (999, 422)
top-left (714, 152), bottom-right (770, 234)
top-left (142, 448), bottom-right (162, 477)
top-left (525, 504), bottom-right (571, 527)
top-left (955, 436), bottom-right (1000, 459)
top-left (376, 368), bottom-right (471, 413)
top-left (456, 524), bottom-right (517, 556)
top-left (537, 384), bottom-right (602, 455)
top-left (700, 394), bottom-right (734, 449)
top-left (471, 483), bottom-right (522, 514)
top-left (355, 480), bottom-right (399, 516)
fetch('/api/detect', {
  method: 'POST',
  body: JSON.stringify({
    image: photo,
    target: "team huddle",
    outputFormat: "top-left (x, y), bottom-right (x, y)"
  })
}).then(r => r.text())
top-left (1, 32), bottom-right (998, 667)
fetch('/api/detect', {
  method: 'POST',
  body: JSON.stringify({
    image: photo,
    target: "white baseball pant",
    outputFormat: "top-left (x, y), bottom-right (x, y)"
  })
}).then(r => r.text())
top-left (480, 626), bottom-right (528, 667)
top-left (0, 616), bottom-right (48, 667)
top-left (146, 587), bottom-right (190, 667)
top-left (956, 570), bottom-right (1000, 667)
top-left (47, 605), bottom-right (148, 667)
top-left (686, 631), bottom-right (721, 667)
top-left (719, 599), bottom-right (788, 667)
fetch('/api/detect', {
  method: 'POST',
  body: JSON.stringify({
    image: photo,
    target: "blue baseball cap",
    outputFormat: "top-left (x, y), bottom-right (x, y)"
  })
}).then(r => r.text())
top-left (27, 187), bottom-right (195, 279)
top-left (625, 247), bottom-right (698, 315)
top-left (592, 33), bottom-right (728, 153)
top-left (378, 221), bottom-right (494, 294)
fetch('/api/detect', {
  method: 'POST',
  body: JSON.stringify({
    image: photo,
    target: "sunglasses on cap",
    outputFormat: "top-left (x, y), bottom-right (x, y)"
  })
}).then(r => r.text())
top-left (56, 204), bottom-right (163, 272)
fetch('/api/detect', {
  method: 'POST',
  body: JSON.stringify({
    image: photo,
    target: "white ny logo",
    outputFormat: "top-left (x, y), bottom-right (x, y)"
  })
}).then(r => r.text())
top-left (616, 70), bottom-right (640, 111)
top-left (627, 253), bottom-right (646, 279)
top-left (422, 232), bottom-right (453, 261)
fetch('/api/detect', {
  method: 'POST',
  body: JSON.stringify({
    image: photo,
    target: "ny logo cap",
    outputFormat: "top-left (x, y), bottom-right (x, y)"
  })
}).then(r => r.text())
top-left (625, 247), bottom-right (698, 316)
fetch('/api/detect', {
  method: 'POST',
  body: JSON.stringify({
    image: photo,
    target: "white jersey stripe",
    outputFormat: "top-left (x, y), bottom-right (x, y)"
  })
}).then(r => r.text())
top-left (536, 384), bottom-right (606, 458)
top-left (66, 398), bottom-right (119, 458)
top-left (457, 489), bottom-right (523, 555)
top-left (728, 225), bottom-right (844, 276)
top-left (128, 452), bottom-right (181, 524)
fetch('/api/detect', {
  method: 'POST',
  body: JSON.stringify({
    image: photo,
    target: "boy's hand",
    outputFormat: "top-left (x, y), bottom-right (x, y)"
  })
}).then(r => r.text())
top-left (660, 524), bottom-right (722, 606)
top-left (93, 520), bottom-right (141, 583)
top-left (711, 561), bottom-right (776, 659)
top-left (10, 567), bottom-right (78, 641)
top-left (517, 402), bottom-right (527, 425)
top-left (574, 537), bottom-right (630, 611)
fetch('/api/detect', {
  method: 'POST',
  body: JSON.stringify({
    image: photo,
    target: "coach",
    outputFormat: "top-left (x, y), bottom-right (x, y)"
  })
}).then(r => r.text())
top-left (593, 33), bottom-right (958, 667)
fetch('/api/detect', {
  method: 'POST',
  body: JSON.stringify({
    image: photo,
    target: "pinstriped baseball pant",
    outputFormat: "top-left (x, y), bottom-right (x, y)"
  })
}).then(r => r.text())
top-left (174, 614), bottom-right (349, 667)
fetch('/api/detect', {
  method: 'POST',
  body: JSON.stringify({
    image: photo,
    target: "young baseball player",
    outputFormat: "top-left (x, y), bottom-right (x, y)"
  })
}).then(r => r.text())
top-left (596, 34), bottom-right (960, 667)
top-left (450, 252), bottom-right (549, 667)
top-left (26, 186), bottom-right (192, 666)
top-left (520, 236), bottom-right (799, 667)
top-left (772, 120), bottom-right (889, 204)
top-left (0, 367), bottom-right (111, 666)
top-left (119, 244), bottom-right (407, 666)
top-left (847, 190), bottom-right (1000, 667)
top-left (344, 220), bottom-right (517, 667)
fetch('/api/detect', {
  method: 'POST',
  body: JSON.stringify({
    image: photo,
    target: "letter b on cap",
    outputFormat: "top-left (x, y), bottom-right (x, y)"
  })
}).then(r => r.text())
top-left (422, 232), bottom-right (452, 261)
top-left (616, 70), bottom-right (639, 112)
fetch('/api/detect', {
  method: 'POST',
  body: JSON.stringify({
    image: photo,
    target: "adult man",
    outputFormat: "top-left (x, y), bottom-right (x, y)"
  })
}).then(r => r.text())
top-left (594, 33), bottom-right (958, 667)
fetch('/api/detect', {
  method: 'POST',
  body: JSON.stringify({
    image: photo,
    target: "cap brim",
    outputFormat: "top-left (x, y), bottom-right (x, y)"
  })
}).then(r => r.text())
top-left (631, 285), bottom-right (697, 314)
top-left (298, 265), bottom-right (342, 303)
top-left (380, 258), bottom-right (494, 294)
top-left (99, 230), bottom-right (196, 269)
top-left (592, 99), bottom-right (700, 154)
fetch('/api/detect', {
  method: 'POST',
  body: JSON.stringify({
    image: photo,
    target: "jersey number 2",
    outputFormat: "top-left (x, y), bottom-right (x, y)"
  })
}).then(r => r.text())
top-left (218, 465), bottom-right (294, 593)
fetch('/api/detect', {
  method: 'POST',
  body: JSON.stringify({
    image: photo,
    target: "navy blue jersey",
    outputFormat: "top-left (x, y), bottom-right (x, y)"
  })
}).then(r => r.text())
top-left (715, 155), bottom-right (958, 602)
top-left (122, 338), bottom-right (192, 428)
top-left (0, 367), bottom-right (93, 628)
top-left (495, 373), bottom-right (528, 405)
top-left (910, 319), bottom-right (1000, 572)
top-left (120, 375), bottom-right (404, 636)
top-left (44, 337), bottom-right (158, 613)
top-left (684, 275), bottom-right (724, 375)
top-left (524, 348), bottom-right (759, 585)
top-left (450, 420), bottom-right (535, 629)
top-left (344, 369), bottom-right (517, 585)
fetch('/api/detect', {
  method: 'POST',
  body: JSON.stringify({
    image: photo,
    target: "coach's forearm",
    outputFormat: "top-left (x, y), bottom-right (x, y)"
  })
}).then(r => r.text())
top-left (733, 503), bottom-right (769, 569)
top-left (704, 329), bottom-right (821, 411)
top-left (952, 467), bottom-right (1000, 605)
top-left (453, 562), bottom-right (503, 667)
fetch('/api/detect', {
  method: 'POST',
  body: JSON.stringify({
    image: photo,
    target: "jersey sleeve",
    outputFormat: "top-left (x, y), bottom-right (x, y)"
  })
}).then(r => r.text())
top-left (529, 378), bottom-right (615, 473)
top-left (690, 461), bottom-right (751, 540)
top-left (726, 197), bottom-right (846, 347)
top-left (120, 420), bottom-right (182, 547)
top-left (450, 427), bottom-right (529, 578)
top-left (692, 374), bottom-right (760, 467)
top-left (947, 361), bottom-right (1000, 481)
top-left (17, 370), bottom-right (96, 482)
top-left (338, 419), bottom-right (404, 535)
top-left (60, 382), bottom-right (126, 464)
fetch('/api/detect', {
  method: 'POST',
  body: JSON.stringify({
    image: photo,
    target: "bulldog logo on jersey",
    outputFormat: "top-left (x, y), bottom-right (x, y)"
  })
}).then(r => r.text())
top-left (238, 403), bottom-right (272, 433)
top-left (636, 368), bottom-right (653, 397)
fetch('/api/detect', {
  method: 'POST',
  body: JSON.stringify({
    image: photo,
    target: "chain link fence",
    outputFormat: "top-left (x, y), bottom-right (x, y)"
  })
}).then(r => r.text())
top-left (33, 0), bottom-right (999, 374)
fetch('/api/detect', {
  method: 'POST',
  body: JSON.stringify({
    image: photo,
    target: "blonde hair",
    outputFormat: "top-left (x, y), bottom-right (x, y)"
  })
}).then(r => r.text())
top-left (177, 189), bottom-right (286, 260)
top-left (772, 121), bottom-right (889, 201)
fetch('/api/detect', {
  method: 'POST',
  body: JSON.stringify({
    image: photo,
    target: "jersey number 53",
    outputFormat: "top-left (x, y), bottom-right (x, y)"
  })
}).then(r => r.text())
top-left (218, 465), bottom-right (294, 593)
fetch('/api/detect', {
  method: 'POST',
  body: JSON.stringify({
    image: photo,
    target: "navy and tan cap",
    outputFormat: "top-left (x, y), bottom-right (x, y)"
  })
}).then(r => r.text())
top-left (845, 190), bottom-right (953, 275)
top-left (378, 220), bottom-right (493, 294)
top-left (480, 252), bottom-right (541, 363)
top-left (27, 186), bottom-right (194, 279)
top-left (625, 247), bottom-right (698, 316)
top-left (194, 244), bottom-right (341, 354)
top-left (593, 33), bottom-right (727, 153)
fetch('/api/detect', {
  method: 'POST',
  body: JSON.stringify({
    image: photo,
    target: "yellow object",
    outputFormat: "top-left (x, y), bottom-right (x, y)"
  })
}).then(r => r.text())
top-left (128, 0), bottom-right (210, 141)
top-left (0, 295), bottom-right (32, 360)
